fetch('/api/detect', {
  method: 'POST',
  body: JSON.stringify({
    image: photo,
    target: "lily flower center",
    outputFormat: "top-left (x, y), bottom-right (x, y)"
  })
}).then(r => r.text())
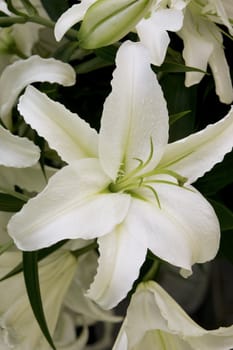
top-left (109, 138), bottom-right (187, 208)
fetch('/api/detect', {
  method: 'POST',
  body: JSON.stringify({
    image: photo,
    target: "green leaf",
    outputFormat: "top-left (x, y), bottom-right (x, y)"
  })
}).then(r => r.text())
top-left (195, 151), bottom-right (233, 195)
top-left (41, 0), bottom-right (69, 21)
top-left (75, 56), bottom-right (112, 74)
top-left (53, 41), bottom-right (79, 62)
top-left (23, 251), bottom-right (56, 349)
top-left (0, 193), bottom-right (25, 212)
top-left (154, 62), bottom-right (208, 74)
top-left (210, 200), bottom-right (233, 231)
top-left (169, 110), bottom-right (191, 126)
top-left (160, 73), bottom-right (197, 141)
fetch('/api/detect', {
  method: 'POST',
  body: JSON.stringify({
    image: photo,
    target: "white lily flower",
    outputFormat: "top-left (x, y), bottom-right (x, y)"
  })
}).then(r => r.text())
top-left (0, 249), bottom-right (77, 350)
top-left (0, 55), bottom-right (76, 128)
top-left (178, 1), bottom-right (233, 104)
top-left (8, 41), bottom-right (233, 309)
top-left (113, 280), bottom-right (233, 350)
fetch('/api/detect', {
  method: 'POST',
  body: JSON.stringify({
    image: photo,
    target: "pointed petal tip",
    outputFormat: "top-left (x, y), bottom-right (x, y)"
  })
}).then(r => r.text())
top-left (0, 125), bottom-right (40, 168)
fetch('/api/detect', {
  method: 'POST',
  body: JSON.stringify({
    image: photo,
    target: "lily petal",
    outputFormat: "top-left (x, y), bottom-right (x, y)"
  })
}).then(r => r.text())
top-left (137, 8), bottom-right (184, 66)
top-left (0, 125), bottom-right (40, 167)
top-left (87, 221), bottom-right (147, 309)
top-left (0, 164), bottom-right (56, 192)
top-left (12, 22), bottom-right (41, 56)
top-left (8, 159), bottom-right (130, 250)
top-left (0, 55), bottom-right (76, 128)
top-left (178, 9), bottom-right (213, 86)
top-left (136, 16), bottom-right (170, 67)
top-left (0, 0), bottom-right (10, 14)
top-left (65, 251), bottom-right (122, 322)
top-left (209, 44), bottom-right (233, 104)
top-left (130, 183), bottom-right (220, 272)
top-left (99, 41), bottom-right (169, 180)
top-left (0, 250), bottom-right (77, 350)
top-left (54, 0), bottom-right (97, 41)
top-left (125, 281), bottom-right (233, 350)
top-left (158, 106), bottom-right (233, 183)
top-left (210, 0), bottom-right (233, 35)
top-left (18, 86), bottom-right (98, 163)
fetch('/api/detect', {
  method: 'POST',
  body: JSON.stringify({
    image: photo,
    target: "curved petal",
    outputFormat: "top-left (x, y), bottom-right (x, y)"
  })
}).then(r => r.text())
top-left (136, 17), bottom-right (170, 66)
top-left (191, 16), bottom-right (233, 104)
top-left (112, 324), bottom-right (128, 350)
top-left (0, 164), bottom-right (56, 192)
top-left (209, 44), bottom-right (233, 104)
top-left (55, 312), bottom-right (89, 350)
top-left (18, 86), bottom-right (98, 163)
top-left (0, 0), bottom-right (10, 14)
top-left (137, 8), bottom-right (183, 66)
top-left (129, 183), bottom-right (220, 272)
top-left (212, 0), bottom-right (233, 35)
top-left (158, 106), bottom-right (233, 183)
top-left (221, 0), bottom-right (233, 21)
top-left (0, 125), bottom-right (40, 167)
top-left (126, 281), bottom-right (233, 350)
top-left (87, 221), bottom-right (147, 309)
top-left (13, 23), bottom-right (41, 56)
top-left (54, 0), bottom-right (97, 41)
top-left (99, 41), bottom-right (169, 181)
top-left (0, 250), bottom-right (77, 349)
top-left (178, 9), bottom-right (213, 86)
top-left (8, 159), bottom-right (131, 250)
top-left (65, 252), bottom-right (122, 322)
top-left (0, 55), bottom-right (76, 128)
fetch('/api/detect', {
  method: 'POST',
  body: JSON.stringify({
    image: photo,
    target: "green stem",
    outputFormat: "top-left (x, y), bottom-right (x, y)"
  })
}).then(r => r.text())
top-left (27, 15), bottom-right (55, 29)
top-left (0, 14), bottom-right (78, 41)
top-left (142, 260), bottom-right (160, 282)
top-left (75, 56), bottom-right (112, 74)
top-left (27, 15), bottom-right (78, 40)
top-left (0, 16), bottom-right (27, 25)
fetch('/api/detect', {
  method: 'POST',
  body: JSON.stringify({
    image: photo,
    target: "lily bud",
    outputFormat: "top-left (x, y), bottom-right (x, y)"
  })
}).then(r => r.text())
top-left (78, 0), bottom-right (153, 49)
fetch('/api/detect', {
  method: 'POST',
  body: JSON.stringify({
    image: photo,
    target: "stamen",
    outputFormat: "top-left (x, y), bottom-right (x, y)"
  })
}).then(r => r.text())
top-left (142, 184), bottom-right (161, 209)
top-left (116, 137), bottom-right (155, 186)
